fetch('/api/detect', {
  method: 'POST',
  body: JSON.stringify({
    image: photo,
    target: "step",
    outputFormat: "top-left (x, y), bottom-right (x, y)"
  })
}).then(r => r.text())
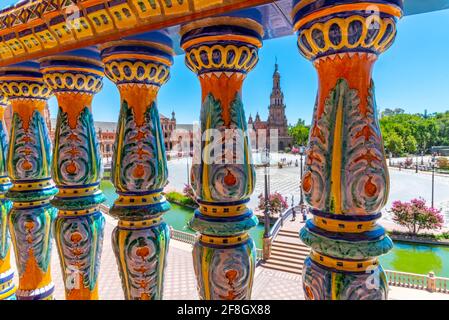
top-left (269, 254), bottom-right (305, 265)
top-left (271, 241), bottom-right (310, 252)
top-left (271, 243), bottom-right (310, 253)
top-left (271, 246), bottom-right (309, 255)
top-left (265, 258), bottom-right (304, 270)
top-left (271, 250), bottom-right (309, 261)
top-left (277, 232), bottom-right (299, 239)
top-left (274, 239), bottom-right (307, 247)
top-left (274, 236), bottom-right (304, 246)
top-left (278, 230), bottom-right (299, 236)
top-left (261, 262), bottom-right (303, 275)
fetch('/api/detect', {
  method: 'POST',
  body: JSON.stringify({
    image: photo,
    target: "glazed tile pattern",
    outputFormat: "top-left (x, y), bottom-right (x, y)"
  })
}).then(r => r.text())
top-left (0, 0), bottom-right (280, 67)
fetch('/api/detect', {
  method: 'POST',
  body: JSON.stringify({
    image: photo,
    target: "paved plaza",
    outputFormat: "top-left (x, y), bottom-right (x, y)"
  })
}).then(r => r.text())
top-left (7, 213), bottom-right (449, 300)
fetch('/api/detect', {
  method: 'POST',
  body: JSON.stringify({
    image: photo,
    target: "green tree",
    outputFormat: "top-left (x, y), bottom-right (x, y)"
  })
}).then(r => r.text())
top-left (380, 110), bottom-right (449, 155)
top-left (289, 119), bottom-right (310, 146)
top-left (384, 132), bottom-right (404, 156)
top-left (404, 135), bottom-right (418, 154)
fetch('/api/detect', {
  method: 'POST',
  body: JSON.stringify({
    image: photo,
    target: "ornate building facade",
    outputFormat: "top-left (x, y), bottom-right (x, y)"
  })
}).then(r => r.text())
top-left (248, 62), bottom-right (293, 151)
top-left (94, 112), bottom-right (177, 160)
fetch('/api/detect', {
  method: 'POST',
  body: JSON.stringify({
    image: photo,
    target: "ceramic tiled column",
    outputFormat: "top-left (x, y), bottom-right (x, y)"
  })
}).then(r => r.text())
top-left (100, 32), bottom-right (173, 300)
top-left (0, 95), bottom-right (15, 300)
top-left (292, 0), bottom-right (403, 300)
top-left (0, 62), bottom-right (57, 300)
top-left (40, 49), bottom-right (106, 300)
top-left (180, 10), bottom-right (263, 300)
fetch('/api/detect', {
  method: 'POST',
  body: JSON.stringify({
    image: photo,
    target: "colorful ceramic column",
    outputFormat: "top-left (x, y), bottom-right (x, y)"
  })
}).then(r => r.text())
top-left (0, 62), bottom-right (57, 300)
top-left (0, 95), bottom-right (15, 300)
top-left (180, 10), bottom-right (263, 300)
top-left (99, 32), bottom-right (173, 300)
top-left (39, 49), bottom-right (105, 300)
top-left (292, 0), bottom-right (403, 300)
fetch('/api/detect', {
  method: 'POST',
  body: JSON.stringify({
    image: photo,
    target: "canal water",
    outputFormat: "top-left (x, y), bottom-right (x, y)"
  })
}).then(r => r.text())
top-left (100, 181), bottom-right (449, 277)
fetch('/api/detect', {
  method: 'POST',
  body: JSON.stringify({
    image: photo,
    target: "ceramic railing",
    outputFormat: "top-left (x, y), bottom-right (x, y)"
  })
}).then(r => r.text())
top-left (268, 207), bottom-right (295, 239)
top-left (434, 276), bottom-right (449, 293)
top-left (385, 270), bottom-right (449, 294)
top-left (170, 229), bottom-right (198, 244)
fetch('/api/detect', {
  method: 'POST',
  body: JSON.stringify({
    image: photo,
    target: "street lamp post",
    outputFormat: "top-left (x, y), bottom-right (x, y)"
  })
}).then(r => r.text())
top-left (299, 146), bottom-right (306, 207)
top-left (431, 154), bottom-right (436, 208)
top-left (421, 150), bottom-right (424, 165)
top-left (186, 156), bottom-right (190, 186)
top-left (263, 148), bottom-right (271, 238)
top-left (262, 148), bottom-right (272, 261)
top-left (416, 153), bottom-right (419, 173)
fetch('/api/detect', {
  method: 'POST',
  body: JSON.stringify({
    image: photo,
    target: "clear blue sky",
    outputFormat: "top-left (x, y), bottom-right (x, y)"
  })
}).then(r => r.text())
top-left (4, 1), bottom-right (449, 125)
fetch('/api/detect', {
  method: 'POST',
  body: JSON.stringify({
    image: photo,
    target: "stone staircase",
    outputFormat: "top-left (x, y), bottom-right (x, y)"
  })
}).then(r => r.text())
top-left (261, 229), bottom-right (310, 275)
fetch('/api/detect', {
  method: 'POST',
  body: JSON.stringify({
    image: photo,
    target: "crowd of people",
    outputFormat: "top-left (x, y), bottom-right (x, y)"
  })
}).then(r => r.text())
top-left (278, 157), bottom-right (299, 168)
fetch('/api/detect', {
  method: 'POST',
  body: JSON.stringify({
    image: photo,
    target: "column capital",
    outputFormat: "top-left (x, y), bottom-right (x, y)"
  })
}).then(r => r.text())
top-left (0, 62), bottom-right (52, 102)
top-left (39, 48), bottom-right (104, 97)
top-left (292, 0), bottom-right (403, 61)
top-left (180, 12), bottom-right (264, 76)
top-left (100, 32), bottom-right (173, 88)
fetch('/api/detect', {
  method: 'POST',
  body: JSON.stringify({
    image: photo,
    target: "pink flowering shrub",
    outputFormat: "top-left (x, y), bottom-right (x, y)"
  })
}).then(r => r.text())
top-left (404, 158), bottom-right (414, 168)
top-left (291, 147), bottom-right (300, 154)
top-left (389, 198), bottom-right (444, 235)
top-left (183, 184), bottom-right (197, 205)
top-left (258, 192), bottom-right (288, 217)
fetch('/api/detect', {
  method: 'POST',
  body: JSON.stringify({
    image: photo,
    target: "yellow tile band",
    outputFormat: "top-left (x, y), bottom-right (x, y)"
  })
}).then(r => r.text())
top-left (200, 233), bottom-right (249, 246)
top-left (118, 217), bottom-right (163, 229)
top-left (199, 203), bottom-right (248, 217)
top-left (311, 250), bottom-right (379, 272)
top-left (312, 216), bottom-right (377, 233)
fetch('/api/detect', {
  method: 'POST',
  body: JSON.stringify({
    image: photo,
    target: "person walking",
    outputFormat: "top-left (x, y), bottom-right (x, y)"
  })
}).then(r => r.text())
top-left (301, 205), bottom-right (307, 222)
top-left (291, 197), bottom-right (296, 221)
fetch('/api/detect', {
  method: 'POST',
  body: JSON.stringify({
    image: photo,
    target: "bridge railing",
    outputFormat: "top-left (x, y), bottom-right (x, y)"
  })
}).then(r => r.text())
top-left (259, 206), bottom-right (296, 261)
top-left (170, 229), bottom-right (197, 244)
top-left (385, 270), bottom-right (449, 294)
top-left (268, 207), bottom-right (295, 239)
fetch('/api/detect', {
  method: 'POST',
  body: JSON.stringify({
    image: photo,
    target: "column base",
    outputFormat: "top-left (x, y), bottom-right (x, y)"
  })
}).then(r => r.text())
top-left (54, 209), bottom-right (105, 300)
top-left (302, 257), bottom-right (389, 300)
top-left (192, 236), bottom-right (256, 300)
top-left (112, 219), bottom-right (170, 300)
